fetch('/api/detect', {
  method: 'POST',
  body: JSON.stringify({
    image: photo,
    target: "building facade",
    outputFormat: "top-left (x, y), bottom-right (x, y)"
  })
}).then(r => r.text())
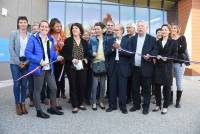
top-left (0, 0), bottom-right (200, 75)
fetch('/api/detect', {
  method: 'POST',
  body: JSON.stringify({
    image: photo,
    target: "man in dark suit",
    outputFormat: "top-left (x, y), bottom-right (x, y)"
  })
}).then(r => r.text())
top-left (129, 20), bottom-right (157, 115)
top-left (105, 24), bottom-right (132, 114)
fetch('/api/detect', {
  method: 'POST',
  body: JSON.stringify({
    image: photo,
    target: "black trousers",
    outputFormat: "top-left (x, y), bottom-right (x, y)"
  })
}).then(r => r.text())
top-left (132, 66), bottom-right (152, 110)
top-left (155, 84), bottom-right (171, 108)
top-left (54, 62), bottom-right (65, 98)
top-left (67, 68), bottom-right (87, 108)
top-left (127, 76), bottom-right (132, 102)
top-left (109, 64), bottom-right (127, 110)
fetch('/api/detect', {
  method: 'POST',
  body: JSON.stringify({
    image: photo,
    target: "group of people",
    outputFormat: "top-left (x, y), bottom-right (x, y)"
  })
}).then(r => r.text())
top-left (9, 15), bottom-right (189, 119)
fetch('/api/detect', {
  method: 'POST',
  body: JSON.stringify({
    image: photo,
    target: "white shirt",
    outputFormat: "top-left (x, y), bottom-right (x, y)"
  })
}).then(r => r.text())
top-left (135, 34), bottom-right (146, 67)
top-left (115, 38), bottom-right (121, 61)
top-left (19, 36), bottom-right (28, 57)
top-left (41, 37), bottom-right (51, 70)
top-left (162, 40), bottom-right (167, 48)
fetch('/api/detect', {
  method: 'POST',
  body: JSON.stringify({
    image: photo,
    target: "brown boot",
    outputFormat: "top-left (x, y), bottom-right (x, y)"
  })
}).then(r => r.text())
top-left (21, 103), bottom-right (28, 114)
top-left (16, 104), bottom-right (22, 115)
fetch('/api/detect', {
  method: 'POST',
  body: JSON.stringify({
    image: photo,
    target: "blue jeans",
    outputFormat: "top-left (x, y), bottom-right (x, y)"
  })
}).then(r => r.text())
top-left (10, 64), bottom-right (28, 104)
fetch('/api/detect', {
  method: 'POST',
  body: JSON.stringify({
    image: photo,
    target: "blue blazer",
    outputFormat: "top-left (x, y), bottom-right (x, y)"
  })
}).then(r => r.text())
top-left (105, 36), bottom-right (132, 78)
top-left (129, 33), bottom-right (157, 77)
top-left (25, 32), bottom-right (57, 76)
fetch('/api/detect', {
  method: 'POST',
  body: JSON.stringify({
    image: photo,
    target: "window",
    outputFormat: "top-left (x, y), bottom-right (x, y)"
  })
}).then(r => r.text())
top-left (120, 5), bottom-right (134, 26)
top-left (66, 3), bottom-right (82, 36)
top-left (135, 7), bottom-right (149, 32)
top-left (102, 4), bottom-right (120, 23)
top-left (48, 2), bottom-right (65, 26)
top-left (83, 0), bottom-right (101, 3)
top-left (83, 4), bottom-right (101, 30)
top-left (150, 9), bottom-right (163, 36)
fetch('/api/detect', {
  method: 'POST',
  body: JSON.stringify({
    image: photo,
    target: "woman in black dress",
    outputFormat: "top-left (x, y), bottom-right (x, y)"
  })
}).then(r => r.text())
top-left (61, 23), bottom-right (89, 113)
top-left (153, 24), bottom-right (178, 114)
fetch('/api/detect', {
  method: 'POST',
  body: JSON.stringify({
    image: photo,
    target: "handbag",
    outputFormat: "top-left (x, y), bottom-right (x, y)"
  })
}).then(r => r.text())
top-left (92, 61), bottom-right (107, 75)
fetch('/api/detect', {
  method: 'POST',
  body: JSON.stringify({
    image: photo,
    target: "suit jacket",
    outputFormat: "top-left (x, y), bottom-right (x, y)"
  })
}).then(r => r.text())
top-left (129, 33), bottom-right (157, 77)
top-left (61, 37), bottom-right (89, 70)
top-left (105, 36), bottom-right (132, 78)
top-left (9, 30), bottom-right (31, 65)
top-left (154, 38), bottom-right (178, 85)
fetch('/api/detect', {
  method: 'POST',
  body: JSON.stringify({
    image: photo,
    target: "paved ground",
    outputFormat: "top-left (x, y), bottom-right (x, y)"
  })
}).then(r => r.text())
top-left (0, 78), bottom-right (200, 134)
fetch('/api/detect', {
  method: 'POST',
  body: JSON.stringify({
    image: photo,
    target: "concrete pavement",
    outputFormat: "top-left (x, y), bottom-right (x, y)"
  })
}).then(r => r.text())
top-left (0, 78), bottom-right (200, 134)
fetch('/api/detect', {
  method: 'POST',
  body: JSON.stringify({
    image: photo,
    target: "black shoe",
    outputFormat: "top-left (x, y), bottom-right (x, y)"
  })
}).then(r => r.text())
top-left (37, 110), bottom-right (50, 119)
top-left (56, 106), bottom-right (62, 110)
top-left (121, 109), bottom-right (128, 114)
top-left (106, 107), bottom-right (117, 112)
top-left (47, 108), bottom-right (64, 115)
top-left (129, 106), bottom-right (140, 112)
top-left (79, 105), bottom-right (87, 110)
top-left (142, 109), bottom-right (149, 115)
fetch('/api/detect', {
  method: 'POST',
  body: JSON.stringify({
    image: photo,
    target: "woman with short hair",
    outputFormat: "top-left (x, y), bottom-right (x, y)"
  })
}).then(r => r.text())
top-left (62, 23), bottom-right (89, 113)
top-left (9, 16), bottom-right (31, 115)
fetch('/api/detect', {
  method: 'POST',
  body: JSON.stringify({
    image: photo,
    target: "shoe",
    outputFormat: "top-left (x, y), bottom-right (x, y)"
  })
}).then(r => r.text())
top-left (106, 107), bottom-right (117, 112)
top-left (72, 108), bottom-right (79, 113)
top-left (99, 102), bottom-right (105, 109)
top-left (92, 104), bottom-right (97, 111)
top-left (79, 105), bottom-right (87, 110)
top-left (47, 108), bottom-right (64, 115)
top-left (121, 109), bottom-right (128, 114)
top-left (161, 108), bottom-right (168, 115)
top-left (56, 106), bottom-right (62, 110)
top-left (37, 110), bottom-right (50, 119)
top-left (129, 106), bottom-right (140, 112)
top-left (21, 103), bottom-right (28, 114)
top-left (142, 109), bottom-right (149, 115)
top-left (16, 104), bottom-right (23, 115)
top-left (152, 106), bottom-right (161, 112)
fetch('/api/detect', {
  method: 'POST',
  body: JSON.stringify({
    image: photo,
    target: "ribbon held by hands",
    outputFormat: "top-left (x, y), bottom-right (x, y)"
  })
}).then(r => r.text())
top-left (15, 60), bottom-right (58, 81)
top-left (119, 48), bottom-right (200, 64)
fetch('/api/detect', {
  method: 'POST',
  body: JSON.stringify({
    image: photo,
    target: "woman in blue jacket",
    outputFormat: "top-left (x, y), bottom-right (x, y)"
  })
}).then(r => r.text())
top-left (25, 20), bottom-right (64, 119)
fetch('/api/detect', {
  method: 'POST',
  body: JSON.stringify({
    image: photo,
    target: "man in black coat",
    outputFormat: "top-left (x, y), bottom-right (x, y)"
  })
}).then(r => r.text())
top-left (129, 20), bottom-right (157, 115)
top-left (105, 24), bottom-right (132, 114)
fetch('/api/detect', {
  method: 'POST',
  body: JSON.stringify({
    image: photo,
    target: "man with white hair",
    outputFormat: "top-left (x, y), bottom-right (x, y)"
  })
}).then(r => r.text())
top-left (126, 23), bottom-right (136, 37)
top-left (129, 20), bottom-right (157, 115)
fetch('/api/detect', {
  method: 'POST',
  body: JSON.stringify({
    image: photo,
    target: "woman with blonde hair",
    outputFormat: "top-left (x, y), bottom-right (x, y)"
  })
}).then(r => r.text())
top-left (171, 24), bottom-right (190, 108)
